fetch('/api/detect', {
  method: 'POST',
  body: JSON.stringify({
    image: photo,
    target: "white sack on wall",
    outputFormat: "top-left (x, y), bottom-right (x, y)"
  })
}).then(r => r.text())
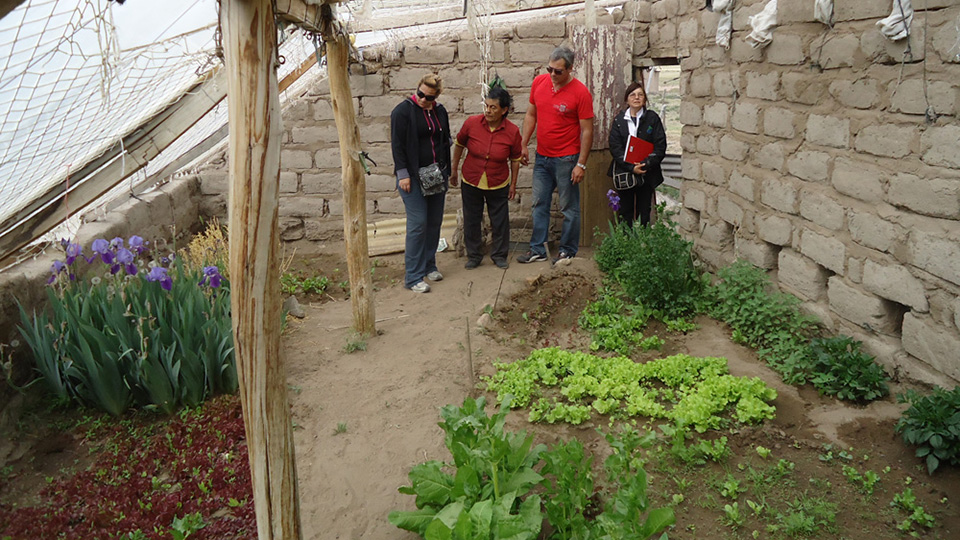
top-left (815, 0), bottom-right (834, 26)
top-left (878, 0), bottom-right (913, 41)
top-left (715, 0), bottom-right (735, 49)
top-left (746, 0), bottom-right (778, 48)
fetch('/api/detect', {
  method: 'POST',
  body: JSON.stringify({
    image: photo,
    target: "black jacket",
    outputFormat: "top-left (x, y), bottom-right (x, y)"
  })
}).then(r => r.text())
top-left (390, 97), bottom-right (452, 189)
top-left (608, 108), bottom-right (668, 189)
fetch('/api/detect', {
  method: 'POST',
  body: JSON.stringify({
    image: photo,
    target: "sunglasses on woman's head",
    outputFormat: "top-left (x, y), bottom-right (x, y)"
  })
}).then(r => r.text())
top-left (545, 66), bottom-right (566, 75)
top-left (416, 89), bottom-right (438, 101)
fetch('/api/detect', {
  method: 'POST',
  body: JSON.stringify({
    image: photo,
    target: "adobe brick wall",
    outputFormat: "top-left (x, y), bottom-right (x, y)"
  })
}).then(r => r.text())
top-left (651, 0), bottom-right (960, 385)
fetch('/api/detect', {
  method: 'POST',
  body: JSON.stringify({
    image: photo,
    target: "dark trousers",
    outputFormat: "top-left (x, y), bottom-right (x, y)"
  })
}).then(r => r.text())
top-left (461, 182), bottom-right (510, 262)
top-left (617, 181), bottom-right (656, 227)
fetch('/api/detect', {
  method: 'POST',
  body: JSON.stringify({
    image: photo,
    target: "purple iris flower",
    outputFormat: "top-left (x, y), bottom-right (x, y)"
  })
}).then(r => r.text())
top-left (116, 248), bottom-right (134, 265)
top-left (199, 266), bottom-right (223, 288)
top-left (146, 266), bottom-right (173, 291)
top-left (128, 236), bottom-right (147, 254)
top-left (64, 242), bottom-right (82, 265)
top-left (90, 238), bottom-right (114, 264)
top-left (109, 237), bottom-right (124, 250)
top-left (47, 260), bottom-right (66, 284)
top-left (607, 189), bottom-right (621, 213)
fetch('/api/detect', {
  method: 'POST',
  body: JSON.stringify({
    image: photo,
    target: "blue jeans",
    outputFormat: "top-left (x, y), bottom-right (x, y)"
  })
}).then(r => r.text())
top-left (399, 178), bottom-right (446, 288)
top-left (529, 153), bottom-right (580, 257)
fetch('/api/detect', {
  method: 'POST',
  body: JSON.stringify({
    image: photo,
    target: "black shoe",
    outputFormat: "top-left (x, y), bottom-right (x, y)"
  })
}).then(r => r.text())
top-left (517, 251), bottom-right (547, 264)
top-left (493, 259), bottom-right (509, 269)
top-left (551, 251), bottom-right (574, 264)
top-left (465, 259), bottom-right (481, 270)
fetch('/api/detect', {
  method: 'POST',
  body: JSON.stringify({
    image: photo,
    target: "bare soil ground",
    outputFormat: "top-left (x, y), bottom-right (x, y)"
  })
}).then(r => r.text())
top-left (2, 245), bottom-right (958, 539)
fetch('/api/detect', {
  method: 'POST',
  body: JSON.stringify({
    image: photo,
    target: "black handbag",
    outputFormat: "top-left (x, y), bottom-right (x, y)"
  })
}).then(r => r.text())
top-left (418, 162), bottom-right (446, 196)
top-left (613, 170), bottom-right (643, 191)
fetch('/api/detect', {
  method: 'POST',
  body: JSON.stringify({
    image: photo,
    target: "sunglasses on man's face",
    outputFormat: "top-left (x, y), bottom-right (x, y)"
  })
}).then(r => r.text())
top-left (416, 89), bottom-right (438, 101)
top-left (545, 66), bottom-right (566, 75)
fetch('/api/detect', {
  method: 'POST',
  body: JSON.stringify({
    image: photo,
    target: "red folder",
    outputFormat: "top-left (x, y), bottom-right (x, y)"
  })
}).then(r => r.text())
top-left (624, 135), bottom-right (654, 164)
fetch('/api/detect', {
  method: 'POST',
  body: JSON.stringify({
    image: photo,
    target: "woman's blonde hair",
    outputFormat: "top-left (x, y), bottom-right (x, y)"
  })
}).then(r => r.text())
top-left (418, 73), bottom-right (443, 94)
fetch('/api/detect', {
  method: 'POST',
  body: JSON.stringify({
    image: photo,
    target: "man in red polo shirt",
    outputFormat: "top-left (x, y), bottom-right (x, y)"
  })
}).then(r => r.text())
top-left (517, 46), bottom-right (594, 264)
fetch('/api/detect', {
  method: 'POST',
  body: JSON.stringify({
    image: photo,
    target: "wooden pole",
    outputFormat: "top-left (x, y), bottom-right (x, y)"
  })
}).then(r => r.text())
top-left (322, 14), bottom-right (376, 336)
top-left (221, 1), bottom-right (302, 539)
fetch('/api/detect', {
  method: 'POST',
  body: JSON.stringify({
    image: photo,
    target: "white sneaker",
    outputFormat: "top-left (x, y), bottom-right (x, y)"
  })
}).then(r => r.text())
top-left (426, 270), bottom-right (443, 281)
top-left (410, 281), bottom-right (431, 293)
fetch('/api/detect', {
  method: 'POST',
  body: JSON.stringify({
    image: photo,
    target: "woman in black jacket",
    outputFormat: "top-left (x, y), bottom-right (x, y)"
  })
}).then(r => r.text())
top-left (390, 73), bottom-right (452, 293)
top-left (608, 82), bottom-right (667, 227)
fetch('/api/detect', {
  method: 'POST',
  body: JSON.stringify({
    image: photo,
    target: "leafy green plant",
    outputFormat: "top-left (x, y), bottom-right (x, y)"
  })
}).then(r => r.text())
top-left (895, 386), bottom-right (960, 474)
top-left (594, 219), bottom-right (704, 318)
top-left (755, 446), bottom-right (771, 459)
top-left (281, 272), bottom-right (330, 296)
top-left (388, 396), bottom-right (546, 540)
top-left (485, 349), bottom-right (776, 432)
top-left (807, 336), bottom-right (888, 401)
top-left (722, 502), bottom-right (744, 527)
top-left (719, 475), bottom-right (744, 499)
top-left (170, 512), bottom-right (205, 540)
top-left (578, 288), bottom-right (650, 355)
top-left (18, 236), bottom-right (235, 415)
top-left (891, 488), bottom-right (936, 535)
top-left (841, 465), bottom-right (880, 495)
top-left (774, 493), bottom-right (838, 537)
top-left (538, 440), bottom-right (595, 538)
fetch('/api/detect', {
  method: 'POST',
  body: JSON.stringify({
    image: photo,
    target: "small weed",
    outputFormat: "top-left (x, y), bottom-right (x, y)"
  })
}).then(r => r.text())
top-left (343, 335), bottom-right (367, 353)
top-left (334, 422), bottom-right (348, 435)
top-left (722, 502), bottom-right (744, 527)
top-left (755, 445), bottom-right (771, 459)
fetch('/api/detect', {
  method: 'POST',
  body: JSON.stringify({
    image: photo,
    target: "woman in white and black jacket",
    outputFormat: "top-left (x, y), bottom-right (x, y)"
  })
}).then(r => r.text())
top-left (607, 82), bottom-right (668, 227)
top-left (390, 73), bottom-right (452, 293)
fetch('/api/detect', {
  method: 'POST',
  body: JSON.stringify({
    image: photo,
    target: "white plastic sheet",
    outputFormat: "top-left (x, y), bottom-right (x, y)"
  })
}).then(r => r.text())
top-left (715, 0), bottom-right (735, 49)
top-left (815, 0), bottom-right (834, 26)
top-left (878, 0), bottom-right (913, 41)
top-left (746, 0), bottom-right (778, 48)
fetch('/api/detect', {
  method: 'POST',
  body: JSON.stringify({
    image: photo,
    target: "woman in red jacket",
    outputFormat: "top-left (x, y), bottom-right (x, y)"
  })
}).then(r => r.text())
top-left (450, 84), bottom-right (522, 269)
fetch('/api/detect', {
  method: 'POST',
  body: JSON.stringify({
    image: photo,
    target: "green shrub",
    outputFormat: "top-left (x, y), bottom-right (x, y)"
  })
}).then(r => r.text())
top-left (707, 261), bottom-right (890, 403)
top-left (808, 336), bottom-right (888, 401)
top-left (594, 220), bottom-right (703, 319)
top-left (18, 235), bottom-right (235, 415)
top-left (895, 386), bottom-right (960, 474)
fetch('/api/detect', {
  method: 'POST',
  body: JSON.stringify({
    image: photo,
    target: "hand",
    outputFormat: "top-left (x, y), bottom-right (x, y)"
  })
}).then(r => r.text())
top-left (450, 173), bottom-right (459, 188)
top-left (399, 177), bottom-right (412, 193)
top-left (633, 163), bottom-right (647, 175)
top-left (520, 147), bottom-right (530, 167)
top-left (571, 164), bottom-right (585, 184)
top-left (508, 184), bottom-right (517, 200)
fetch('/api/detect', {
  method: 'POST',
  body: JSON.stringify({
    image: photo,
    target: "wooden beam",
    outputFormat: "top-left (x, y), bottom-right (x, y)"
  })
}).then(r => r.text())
top-left (222, 1), bottom-right (302, 539)
top-left (0, 0), bottom-right (26, 21)
top-left (0, 68), bottom-right (226, 263)
top-left (349, 0), bottom-right (585, 32)
top-left (322, 10), bottom-right (376, 335)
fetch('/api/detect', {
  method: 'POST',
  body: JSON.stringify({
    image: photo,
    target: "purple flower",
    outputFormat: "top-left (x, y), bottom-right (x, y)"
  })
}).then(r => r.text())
top-left (109, 237), bottom-right (124, 250)
top-left (116, 248), bottom-right (134, 265)
top-left (47, 260), bottom-right (66, 284)
top-left (64, 242), bottom-right (82, 265)
top-left (146, 266), bottom-right (173, 291)
top-left (128, 235), bottom-right (147, 254)
top-left (91, 238), bottom-right (109, 254)
top-left (607, 189), bottom-right (621, 213)
top-left (199, 265), bottom-right (223, 288)
top-left (90, 238), bottom-right (114, 264)
top-left (125, 263), bottom-right (138, 275)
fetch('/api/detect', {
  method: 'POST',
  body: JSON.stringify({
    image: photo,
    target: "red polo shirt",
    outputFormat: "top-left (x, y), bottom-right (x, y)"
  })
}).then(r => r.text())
top-left (529, 74), bottom-right (594, 157)
top-left (455, 115), bottom-right (522, 190)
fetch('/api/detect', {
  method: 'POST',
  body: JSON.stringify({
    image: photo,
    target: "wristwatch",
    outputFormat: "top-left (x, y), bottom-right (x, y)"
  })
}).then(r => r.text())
top-left (576, 162), bottom-right (587, 170)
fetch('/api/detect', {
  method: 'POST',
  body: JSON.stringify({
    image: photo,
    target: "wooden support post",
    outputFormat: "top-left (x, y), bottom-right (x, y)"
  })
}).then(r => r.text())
top-left (322, 15), bottom-right (376, 336)
top-left (221, 1), bottom-right (302, 539)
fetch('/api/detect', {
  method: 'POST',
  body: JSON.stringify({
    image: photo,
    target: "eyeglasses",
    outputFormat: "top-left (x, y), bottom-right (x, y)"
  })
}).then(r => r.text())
top-left (628, 92), bottom-right (646, 99)
top-left (545, 66), bottom-right (567, 75)
top-left (416, 89), bottom-right (438, 101)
